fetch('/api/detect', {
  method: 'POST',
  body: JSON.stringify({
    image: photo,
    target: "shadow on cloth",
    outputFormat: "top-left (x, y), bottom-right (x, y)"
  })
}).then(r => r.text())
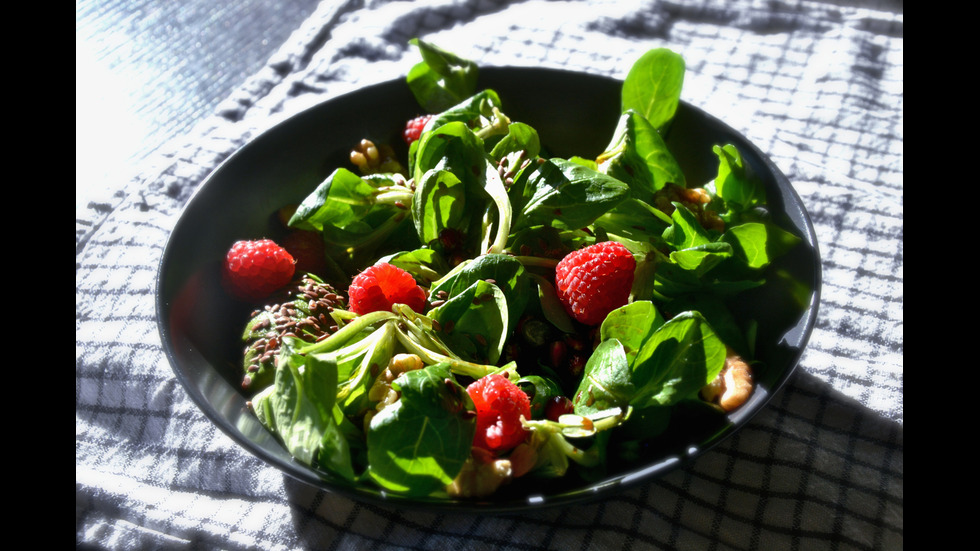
top-left (275, 369), bottom-right (901, 548)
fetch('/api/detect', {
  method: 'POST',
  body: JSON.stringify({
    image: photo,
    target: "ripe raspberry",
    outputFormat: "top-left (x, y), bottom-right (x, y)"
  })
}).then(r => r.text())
top-left (403, 114), bottom-right (434, 145)
top-left (221, 239), bottom-right (296, 301)
top-left (467, 374), bottom-right (531, 454)
top-left (348, 263), bottom-right (426, 315)
top-left (554, 241), bottom-right (636, 325)
top-left (281, 230), bottom-right (328, 276)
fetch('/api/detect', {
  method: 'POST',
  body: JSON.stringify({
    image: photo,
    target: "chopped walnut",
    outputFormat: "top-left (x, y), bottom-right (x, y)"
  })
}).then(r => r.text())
top-left (446, 448), bottom-right (514, 498)
top-left (653, 183), bottom-right (725, 233)
top-left (701, 348), bottom-right (754, 412)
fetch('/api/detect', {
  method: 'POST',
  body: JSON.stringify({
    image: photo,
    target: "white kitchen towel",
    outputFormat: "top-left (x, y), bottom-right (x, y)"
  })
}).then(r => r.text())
top-left (77, 1), bottom-right (903, 548)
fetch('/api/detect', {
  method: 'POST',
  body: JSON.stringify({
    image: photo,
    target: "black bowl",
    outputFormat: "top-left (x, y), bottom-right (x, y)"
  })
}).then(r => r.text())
top-left (156, 67), bottom-right (821, 513)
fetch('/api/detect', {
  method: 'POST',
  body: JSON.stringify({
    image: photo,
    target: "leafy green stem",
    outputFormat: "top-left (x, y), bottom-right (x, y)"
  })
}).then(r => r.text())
top-left (484, 165), bottom-right (513, 255)
top-left (329, 308), bottom-right (358, 326)
top-left (392, 305), bottom-right (460, 359)
top-left (522, 407), bottom-right (630, 467)
top-left (342, 212), bottom-right (410, 264)
top-left (373, 188), bottom-right (415, 208)
top-left (298, 310), bottom-right (398, 355)
top-left (475, 106), bottom-right (512, 141)
top-left (392, 326), bottom-right (519, 381)
top-left (336, 322), bottom-right (395, 402)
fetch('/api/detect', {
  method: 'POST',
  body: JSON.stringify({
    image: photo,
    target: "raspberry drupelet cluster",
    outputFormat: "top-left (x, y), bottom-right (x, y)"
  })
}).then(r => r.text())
top-left (403, 114), bottom-right (434, 145)
top-left (554, 240), bottom-right (637, 326)
top-left (466, 373), bottom-right (531, 454)
top-left (221, 239), bottom-right (296, 301)
top-left (347, 262), bottom-right (427, 315)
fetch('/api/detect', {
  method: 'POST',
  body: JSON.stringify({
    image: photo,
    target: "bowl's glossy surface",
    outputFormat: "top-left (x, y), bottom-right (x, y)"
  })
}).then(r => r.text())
top-left (156, 67), bottom-right (821, 513)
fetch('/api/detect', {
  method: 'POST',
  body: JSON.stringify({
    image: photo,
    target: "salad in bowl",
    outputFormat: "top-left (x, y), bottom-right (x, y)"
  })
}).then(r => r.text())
top-left (158, 39), bottom-right (819, 509)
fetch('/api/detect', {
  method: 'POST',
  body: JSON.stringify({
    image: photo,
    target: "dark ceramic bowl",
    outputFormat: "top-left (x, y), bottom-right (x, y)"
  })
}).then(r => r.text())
top-left (156, 67), bottom-right (821, 513)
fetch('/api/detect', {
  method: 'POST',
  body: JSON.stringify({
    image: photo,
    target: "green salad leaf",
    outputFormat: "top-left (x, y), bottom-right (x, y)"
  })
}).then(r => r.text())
top-left (515, 158), bottom-right (630, 231)
top-left (574, 307), bottom-right (726, 414)
top-left (712, 144), bottom-right (766, 213)
top-left (366, 363), bottom-right (476, 496)
top-left (406, 38), bottom-right (479, 113)
top-left (597, 110), bottom-right (686, 202)
top-left (378, 248), bottom-right (451, 286)
top-left (621, 47), bottom-right (685, 132)
top-left (431, 254), bottom-right (531, 327)
top-left (252, 342), bottom-right (356, 480)
top-left (427, 279), bottom-right (509, 365)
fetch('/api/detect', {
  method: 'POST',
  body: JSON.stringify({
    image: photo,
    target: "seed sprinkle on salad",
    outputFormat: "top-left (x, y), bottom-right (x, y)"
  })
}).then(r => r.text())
top-left (221, 39), bottom-right (801, 499)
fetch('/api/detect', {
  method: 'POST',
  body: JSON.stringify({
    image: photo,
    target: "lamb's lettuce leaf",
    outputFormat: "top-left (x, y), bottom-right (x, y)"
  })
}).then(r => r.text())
top-left (427, 279), bottom-right (509, 365)
top-left (514, 158), bottom-right (630, 231)
top-left (378, 248), bottom-right (451, 286)
top-left (407, 38), bottom-right (478, 113)
top-left (366, 363), bottom-right (475, 496)
top-left (712, 144), bottom-right (766, 213)
top-left (597, 110), bottom-right (686, 202)
top-left (621, 47), bottom-right (685, 132)
top-left (429, 253), bottom-right (531, 331)
top-left (252, 342), bottom-right (356, 481)
top-left (574, 307), bottom-right (726, 415)
top-left (288, 169), bottom-right (416, 269)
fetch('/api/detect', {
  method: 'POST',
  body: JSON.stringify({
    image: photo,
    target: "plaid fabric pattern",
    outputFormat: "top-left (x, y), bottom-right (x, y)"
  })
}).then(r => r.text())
top-left (77, 0), bottom-right (903, 548)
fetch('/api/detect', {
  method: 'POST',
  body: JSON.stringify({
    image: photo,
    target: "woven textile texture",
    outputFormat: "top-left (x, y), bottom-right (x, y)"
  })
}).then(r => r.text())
top-left (76, 0), bottom-right (903, 549)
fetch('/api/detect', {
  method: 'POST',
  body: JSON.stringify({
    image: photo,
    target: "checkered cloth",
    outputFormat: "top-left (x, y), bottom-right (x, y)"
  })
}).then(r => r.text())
top-left (76, 0), bottom-right (903, 548)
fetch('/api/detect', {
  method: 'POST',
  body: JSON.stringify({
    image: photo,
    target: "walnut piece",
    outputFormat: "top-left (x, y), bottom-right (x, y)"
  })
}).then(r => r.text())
top-left (446, 448), bottom-right (514, 498)
top-left (701, 349), bottom-right (754, 412)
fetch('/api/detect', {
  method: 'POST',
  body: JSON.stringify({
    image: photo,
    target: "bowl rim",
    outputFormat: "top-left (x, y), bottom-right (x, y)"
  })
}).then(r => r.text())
top-left (156, 65), bottom-right (822, 513)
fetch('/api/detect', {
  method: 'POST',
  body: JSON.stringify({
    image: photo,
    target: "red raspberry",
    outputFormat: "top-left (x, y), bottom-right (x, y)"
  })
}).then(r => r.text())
top-left (467, 374), bottom-right (531, 454)
top-left (281, 230), bottom-right (328, 276)
top-left (403, 114), bottom-right (434, 145)
top-left (221, 239), bottom-right (296, 301)
top-left (348, 262), bottom-right (426, 315)
top-left (554, 241), bottom-right (636, 325)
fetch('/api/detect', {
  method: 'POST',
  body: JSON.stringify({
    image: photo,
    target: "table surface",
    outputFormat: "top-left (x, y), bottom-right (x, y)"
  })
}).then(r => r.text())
top-left (76, 0), bottom-right (321, 241)
top-left (76, 1), bottom-right (903, 549)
